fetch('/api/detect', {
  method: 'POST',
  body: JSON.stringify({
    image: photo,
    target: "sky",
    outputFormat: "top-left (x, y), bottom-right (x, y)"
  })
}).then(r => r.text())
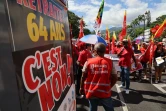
top-left (68, 0), bottom-right (166, 30)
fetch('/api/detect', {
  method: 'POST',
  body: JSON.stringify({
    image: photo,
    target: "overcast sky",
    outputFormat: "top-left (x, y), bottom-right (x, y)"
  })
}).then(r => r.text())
top-left (68, 0), bottom-right (166, 30)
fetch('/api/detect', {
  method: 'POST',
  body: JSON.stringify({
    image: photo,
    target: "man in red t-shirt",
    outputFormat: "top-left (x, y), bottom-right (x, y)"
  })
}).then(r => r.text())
top-left (117, 39), bottom-right (137, 94)
top-left (79, 43), bottom-right (117, 111)
top-left (76, 44), bottom-right (92, 97)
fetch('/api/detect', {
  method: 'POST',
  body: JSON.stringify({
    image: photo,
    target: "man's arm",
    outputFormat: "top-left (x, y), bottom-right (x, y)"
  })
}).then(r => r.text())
top-left (110, 62), bottom-right (118, 88)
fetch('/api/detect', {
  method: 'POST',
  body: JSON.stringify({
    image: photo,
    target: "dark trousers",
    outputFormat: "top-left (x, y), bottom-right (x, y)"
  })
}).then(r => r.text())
top-left (120, 67), bottom-right (130, 89)
top-left (76, 65), bottom-right (83, 95)
top-left (88, 97), bottom-right (114, 111)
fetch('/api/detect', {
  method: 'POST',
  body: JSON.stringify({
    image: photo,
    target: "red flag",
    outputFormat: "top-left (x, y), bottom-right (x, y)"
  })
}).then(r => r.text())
top-left (78, 18), bottom-right (84, 39)
top-left (76, 18), bottom-right (85, 50)
top-left (154, 19), bottom-right (166, 38)
top-left (140, 36), bottom-right (154, 64)
top-left (150, 24), bottom-right (160, 34)
top-left (119, 10), bottom-right (127, 41)
top-left (149, 36), bottom-right (154, 65)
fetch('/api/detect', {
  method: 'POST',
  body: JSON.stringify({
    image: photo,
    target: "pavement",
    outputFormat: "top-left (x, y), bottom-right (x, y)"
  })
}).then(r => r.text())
top-left (76, 72), bottom-right (166, 111)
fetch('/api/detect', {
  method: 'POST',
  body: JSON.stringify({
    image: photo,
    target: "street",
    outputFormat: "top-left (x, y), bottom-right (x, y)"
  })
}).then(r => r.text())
top-left (76, 73), bottom-right (166, 111)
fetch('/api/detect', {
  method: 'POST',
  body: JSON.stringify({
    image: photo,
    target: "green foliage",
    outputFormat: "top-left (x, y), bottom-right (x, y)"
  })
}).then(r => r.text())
top-left (68, 11), bottom-right (91, 38)
top-left (84, 28), bottom-right (91, 35)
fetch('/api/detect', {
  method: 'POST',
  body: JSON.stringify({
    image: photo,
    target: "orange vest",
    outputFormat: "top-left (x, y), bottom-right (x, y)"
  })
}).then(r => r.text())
top-left (84, 57), bottom-right (112, 99)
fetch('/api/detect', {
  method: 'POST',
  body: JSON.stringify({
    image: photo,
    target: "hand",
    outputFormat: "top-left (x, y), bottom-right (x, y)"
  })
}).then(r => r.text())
top-left (79, 88), bottom-right (84, 95)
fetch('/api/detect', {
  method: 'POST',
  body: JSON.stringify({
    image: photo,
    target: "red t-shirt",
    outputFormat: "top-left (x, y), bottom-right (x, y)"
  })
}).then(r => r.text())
top-left (77, 49), bottom-right (92, 66)
top-left (140, 47), bottom-right (146, 54)
top-left (118, 47), bottom-right (134, 67)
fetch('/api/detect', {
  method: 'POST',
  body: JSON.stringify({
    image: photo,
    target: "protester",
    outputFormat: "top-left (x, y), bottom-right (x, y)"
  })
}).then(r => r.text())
top-left (132, 43), bottom-right (142, 81)
top-left (114, 41), bottom-right (122, 54)
top-left (76, 43), bottom-right (92, 98)
top-left (140, 42), bottom-right (148, 80)
top-left (79, 43), bottom-right (117, 111)
top-left (117, 39), bottom-right (137, 94)
top-left (154, 42), bottom-right (166, 83)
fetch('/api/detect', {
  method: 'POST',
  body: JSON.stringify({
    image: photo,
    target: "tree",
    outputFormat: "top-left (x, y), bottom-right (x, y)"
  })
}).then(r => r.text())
top-left (68, 11), bottom-right (81, 38)
top-left (84, 28), bottom-right (91, 35)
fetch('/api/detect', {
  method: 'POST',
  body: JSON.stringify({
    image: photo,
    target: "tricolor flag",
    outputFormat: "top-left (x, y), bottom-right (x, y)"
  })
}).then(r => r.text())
top-left (111, 31), bottom-right (116, 54)
top-left (94, 0), bottom-right (104, 30)
top-left (119, 10), bottom-right (127, 41)
top-left (154, 19), bottom-right (166, 38)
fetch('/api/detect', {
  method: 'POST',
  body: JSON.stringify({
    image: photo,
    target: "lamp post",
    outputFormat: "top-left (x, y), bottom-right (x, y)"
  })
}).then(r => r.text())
top-left (143, 11), bottom-right (149, 42)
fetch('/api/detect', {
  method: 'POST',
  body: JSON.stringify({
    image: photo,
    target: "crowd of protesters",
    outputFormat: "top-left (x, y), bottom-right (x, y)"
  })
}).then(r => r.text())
top-left (72, 39), bottom-right (166, 111)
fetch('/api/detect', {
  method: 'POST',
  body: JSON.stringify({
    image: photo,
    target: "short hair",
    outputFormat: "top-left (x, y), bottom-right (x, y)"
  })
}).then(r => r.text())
top-left (94, 43), bottom-right (106, 54)
top-left (86, 43), bottom-right (91, 48)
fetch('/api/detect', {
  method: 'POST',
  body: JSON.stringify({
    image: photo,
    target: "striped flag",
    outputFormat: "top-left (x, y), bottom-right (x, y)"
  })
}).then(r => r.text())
top-left (94, 0), bottom-right (104, 30)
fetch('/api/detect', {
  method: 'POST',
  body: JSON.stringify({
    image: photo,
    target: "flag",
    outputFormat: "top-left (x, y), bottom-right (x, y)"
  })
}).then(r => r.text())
top-left (140, 36), bottom-right (154, 64)
top-left (76, 17), bottom-right (85, 49)
top-left (78, 17), bottom-right (84, 39)
top-left (111, 31), bottom-right (116, 54)
top-left (149, 36), bottom-right (154, 65)
top-left (119, 10), bottom-right (127, 41)
top-left (94, 0), bottom-right (104, 30)
top-left (150, 24), bottom-right (160, 34)
top-left (127, 35), bottom-right (132, 48)
top-left (105, 27), bottom-right (110, 42)
top-left (154, 19), bottom-right (166, 38)
top-left (138, 44), bottom-right (140, 50)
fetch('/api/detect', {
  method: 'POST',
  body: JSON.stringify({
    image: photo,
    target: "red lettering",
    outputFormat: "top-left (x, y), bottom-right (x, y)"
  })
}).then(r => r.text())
top-left (52, 71), bottom-right (62, 100)
top-left (60, 64), bottom-right (67, 90)
top-left (55, 47), bottom-right (62, 66)
top-left (37, 0), bottom-right (42, 13)
top-left (29, 0), bottom-right (36, 10)
top-left (42, 51), bottom-right (52, 79)
top-left (50, 48), bottom-right (58, 72)
top-left (17, 0), bottom-right (29, 7)
top-left (42, 0), bottom-right (48, 15)
top-left (49, 2), bottom-right (54, 18)
top-left (38, 80), bottom-right (55, 111)
top-left (22, 56), bottom-right (41, 93)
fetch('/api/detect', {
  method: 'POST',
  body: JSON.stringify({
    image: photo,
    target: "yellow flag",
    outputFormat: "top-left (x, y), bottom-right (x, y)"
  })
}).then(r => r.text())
top-left (113, 31), bottom-right (117, 40)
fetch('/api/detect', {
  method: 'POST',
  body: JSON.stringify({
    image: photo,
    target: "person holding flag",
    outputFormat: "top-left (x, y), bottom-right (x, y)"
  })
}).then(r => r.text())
top-left (117, 39), bottom-right (137, 94)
